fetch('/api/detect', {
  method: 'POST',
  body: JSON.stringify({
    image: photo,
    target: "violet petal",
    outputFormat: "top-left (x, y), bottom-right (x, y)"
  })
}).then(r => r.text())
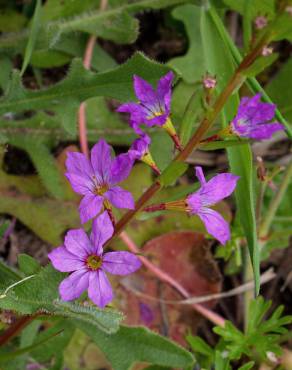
top-left (88, 270), bottom-right (113, 308)
top-left (198, 208), bottom-right (230, 245)
top-left (79, 194), bottom-right (103, 224)
top-left (90, 211), bottom-right (114, 255)
top-left (64, 229), bottom-right (93, 258)
top-left (48, 246), bottom-right (84, 272)
top-left (102, 251), bottom-right (142, 275)
top-left (105, 186), bottom-right (135, 210)
top-left (59, 269), bottom-right (89, 301)
top-left (90, 139), bottom-right (112, 182)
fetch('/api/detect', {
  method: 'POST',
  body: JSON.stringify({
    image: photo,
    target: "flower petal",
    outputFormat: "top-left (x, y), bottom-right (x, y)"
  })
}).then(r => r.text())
top-left (133, 75), bottom-right (157, 106)
top-left (66, 151), bottom-right (94, 179)
top-left (90, 139), bottom-right (112, 183)
top-left (102, 251), bottom-right (141, 275)
top-left (65, 152), bottom-right (94, 195)
top-left (248, 122), bottom-right (284, 140)
top-left (195, 166), bottom-right (206, 185)
top-left (90, 211), bottom-right (114, 255)
top-left (129, 134), bottom-right (151, 160)
top-left (79, 194), bottom-right (103, 224)
top-left (65, 173), bottom-right (93, 195)
top-left (59, 269), bottom-right (89, 301)
top-left (48, 246), bottom-right (84, 272)
top-left (157, 71), bottom-right (174, 112)
top-left (110, 153), bottom-right (134, 185)
top-left (64, 229), bottom-right (92, 257)
top-left (198, 173), bottom-right (239, 206)
top-left (105, 186), bottom-right (135, 210)
top-left (198, 208), bottom-right (230, 245)
top-left (88, 270), bottom-right (113, 308)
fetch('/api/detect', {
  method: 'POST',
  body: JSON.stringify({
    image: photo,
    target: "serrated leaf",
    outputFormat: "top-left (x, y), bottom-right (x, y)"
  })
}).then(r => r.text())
top-left (0, 264), bottom-right (123, 334)
top-left (0, 53), bottom-right (172, 134)
top-left (0, 0), bottom-right (193, 50)
top-left (76, 321), bottom-right (195, 370)
top-left (18, 254), bottom-right (41, 276)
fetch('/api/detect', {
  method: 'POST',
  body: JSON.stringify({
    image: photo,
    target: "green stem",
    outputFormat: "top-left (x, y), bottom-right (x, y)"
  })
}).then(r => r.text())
top-left (259, 160), bottom-right (292, 238)
top-left (108, 27), bottom-right (273, 245)
top-left (209, 7), bottom-right (292, 138)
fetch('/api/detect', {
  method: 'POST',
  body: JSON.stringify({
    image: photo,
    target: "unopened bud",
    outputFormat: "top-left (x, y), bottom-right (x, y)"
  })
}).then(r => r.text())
top-left (254, 15), bottom-right (268, 29)
top-left (262, 46), bottom-right (273, 56)
top-left (286, 5), bottom-right (292, 15)
top-left (203, 75), bottom-right (217, 90)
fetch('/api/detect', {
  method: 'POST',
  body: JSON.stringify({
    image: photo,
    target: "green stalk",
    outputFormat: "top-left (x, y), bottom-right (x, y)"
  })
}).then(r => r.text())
top-left (260, 160), bottom-right (292, 238)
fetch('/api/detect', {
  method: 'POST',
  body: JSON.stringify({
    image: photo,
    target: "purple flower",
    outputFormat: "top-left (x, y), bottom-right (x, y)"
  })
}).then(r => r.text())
top-left (65, 139), bottom-right (135, 224)
top-left (128, 134), bottom-right (151, 161)
top-left (48, 211), bottom-right (141, 308)
top-left (186, 167), bottom-right (239, 245)
top-left (231, 94), bottom-right (284, 140)
top-left (117, 72), bottom-right (174, 128)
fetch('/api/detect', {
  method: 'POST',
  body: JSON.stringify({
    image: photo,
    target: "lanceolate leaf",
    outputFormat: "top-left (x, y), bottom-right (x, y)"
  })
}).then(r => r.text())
top-left (0, 53), bottom-right (172, 134)
top-left (200, 7), bottom-right (260, 293)
top-left (20, 0), bottom-right (42, 76)
top-left (76, 321), bottom-right (195, 370)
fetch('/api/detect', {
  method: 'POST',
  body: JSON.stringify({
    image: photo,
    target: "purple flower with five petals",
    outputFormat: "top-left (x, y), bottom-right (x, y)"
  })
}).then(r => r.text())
top-left (65, 139), bottom-right (135, 224)
top-left (117, 72), bottom-right (174, 129)
top-left (186, 167), bottom-right (239, 245)
top-left (48, 212), bottom-right (141, 308)
top-left (231, 94), bottom-right (284, 140)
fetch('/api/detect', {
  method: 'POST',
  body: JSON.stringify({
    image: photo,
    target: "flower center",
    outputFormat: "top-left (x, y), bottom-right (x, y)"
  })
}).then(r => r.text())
top-left (94, 183), bottom-right (109, 196)
top-left (86, 254), bottom-right (102, 270)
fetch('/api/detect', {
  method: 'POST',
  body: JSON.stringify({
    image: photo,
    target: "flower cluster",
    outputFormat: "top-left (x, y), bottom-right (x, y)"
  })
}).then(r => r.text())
top-left (49, 72), bottom-right (282, 308)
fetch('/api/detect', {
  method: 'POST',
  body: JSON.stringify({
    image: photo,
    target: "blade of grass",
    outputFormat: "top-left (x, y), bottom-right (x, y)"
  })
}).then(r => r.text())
top-left (20, 0), bottom-right (42, 76)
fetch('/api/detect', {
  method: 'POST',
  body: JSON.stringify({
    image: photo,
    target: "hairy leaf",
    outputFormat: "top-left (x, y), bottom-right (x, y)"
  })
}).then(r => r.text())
top-left (0, 264), bottom-right (123, 334)
top-left (76, 321), bottom-right (195, 370)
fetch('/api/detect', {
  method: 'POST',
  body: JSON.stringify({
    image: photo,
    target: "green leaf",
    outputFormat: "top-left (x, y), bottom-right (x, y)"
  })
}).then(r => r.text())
top-left (0, 53), bottom-right (172, 134)
top-left (179, 86), bottom-right (204, 146)
top-left (186, 335), bottom-right (213, 357)
top-left (158, 161), bottom-right (188, 186)
top-left (0, 264), bottom-right (123, 334)
top-left (199, 139), bottom-right (249, 151)
top-left (20, 0), bottom-right (42, 76)
top-left (201, 6), bottom-right (260, 294)
top-left (168, 4), bottom-right (205, 83)
top-left (266, 59), bottom-right (292, 122)
top-left (0, 0), bottom-right (193, 50)
top-left (18, 254), bottom-right (41, 276)
top-left (238, 362), bottom-right (255, 370)
top-left (76, 321), bottom-right (195, 370)
top-left (223, 0), bottom-right (275, 18)
top-left (214, 297), bottom-right (292, 361)
top-left (0, 220), bottom-right (9, 238)
top-left (243, 53), bottom-right (278, 77)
